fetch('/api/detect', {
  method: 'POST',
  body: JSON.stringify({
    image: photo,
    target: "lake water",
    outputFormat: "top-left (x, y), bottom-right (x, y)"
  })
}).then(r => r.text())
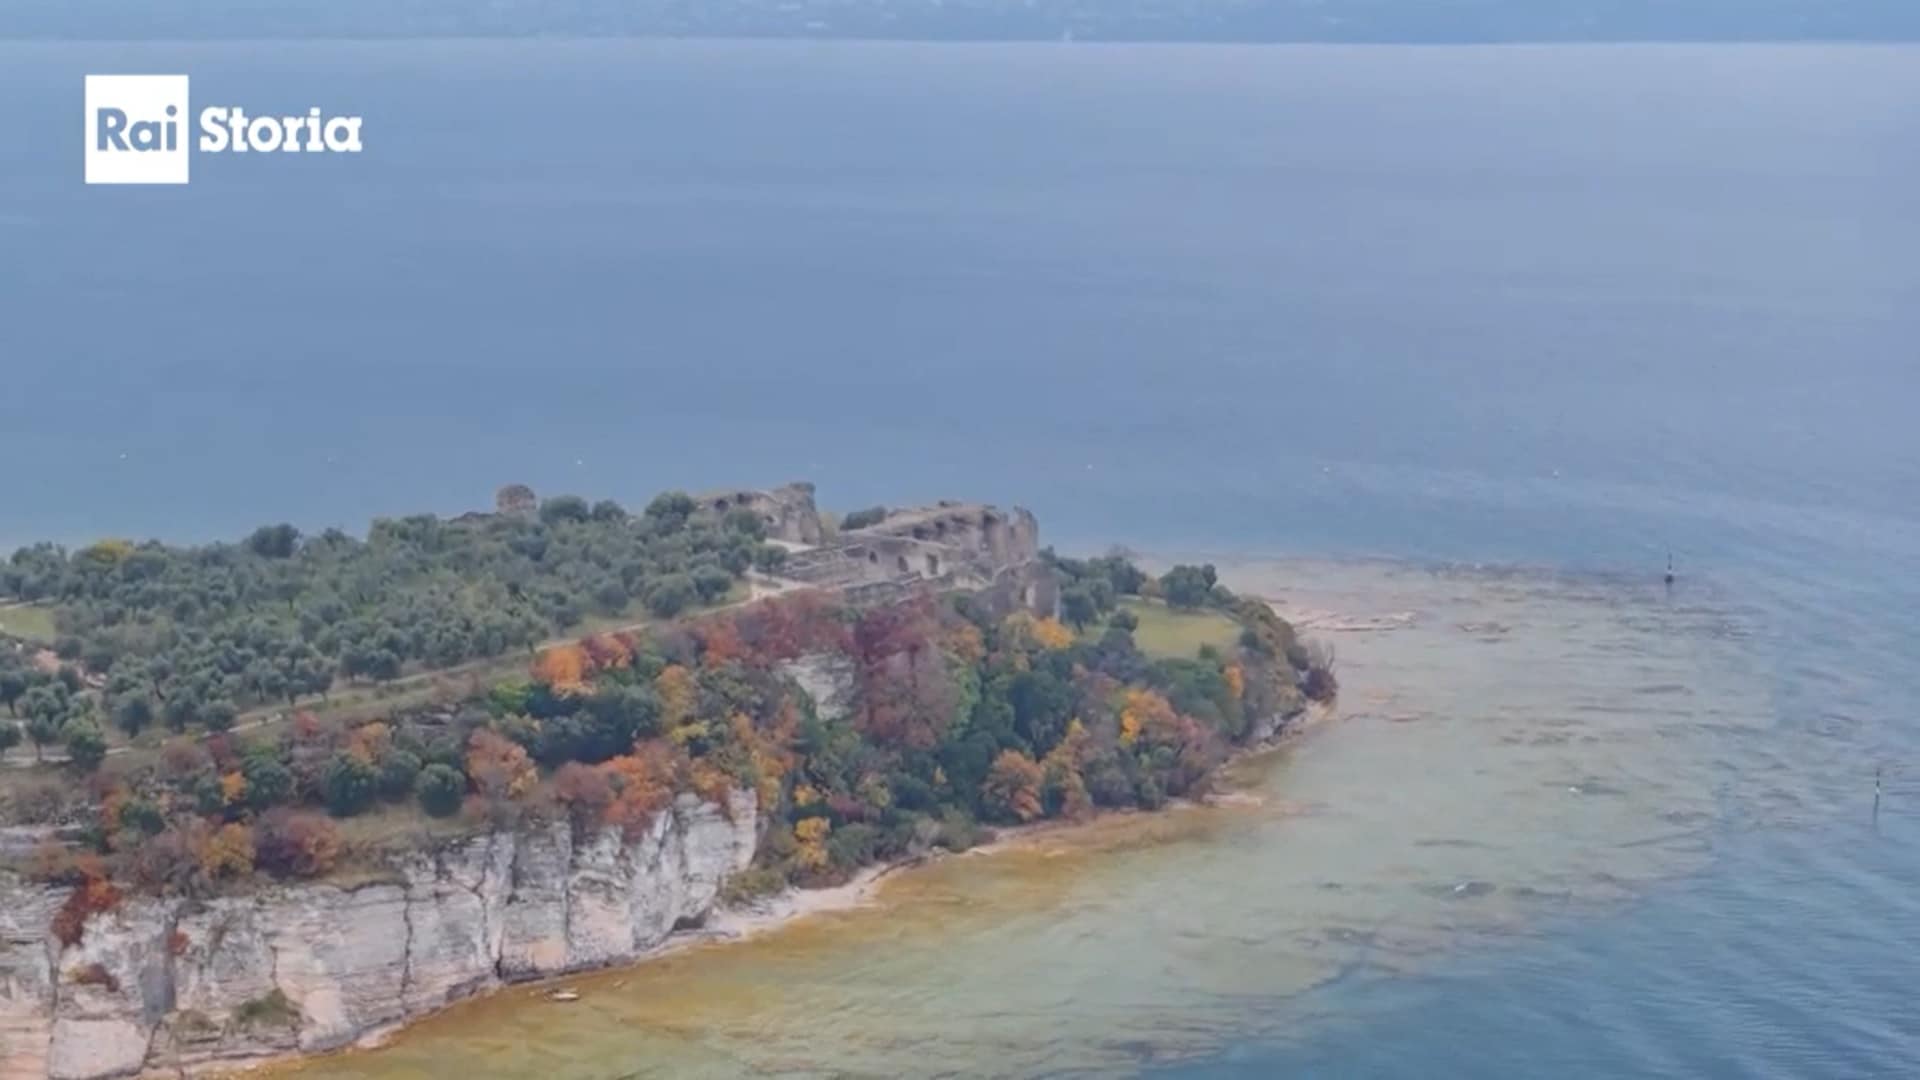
top-left (2, 41), bottom-right (1917, 1078)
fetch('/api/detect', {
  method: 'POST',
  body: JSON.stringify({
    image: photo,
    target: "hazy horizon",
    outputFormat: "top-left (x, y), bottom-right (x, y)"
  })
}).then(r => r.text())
top-left (5, 0), bottom-right (1920, 42)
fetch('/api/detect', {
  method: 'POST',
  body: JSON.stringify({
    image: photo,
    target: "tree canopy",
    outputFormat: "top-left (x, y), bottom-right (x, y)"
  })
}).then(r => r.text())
top-left (0, 491), bottom-right (783, 736)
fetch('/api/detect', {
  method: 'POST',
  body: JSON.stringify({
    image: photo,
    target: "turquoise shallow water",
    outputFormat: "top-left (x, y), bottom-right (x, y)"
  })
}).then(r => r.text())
top-left (2, 40), bottom-right (1917, 1076)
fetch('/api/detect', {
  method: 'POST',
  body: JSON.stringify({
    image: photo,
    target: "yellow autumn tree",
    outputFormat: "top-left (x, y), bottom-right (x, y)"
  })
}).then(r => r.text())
top-left (199, 823), bottom-right (256, 880)
top-left (943, 622), bottom-right (986, 665)
top-left (655, 664), bottom-right (706, 747)
top-left (793, 817), bottom-right (831, 871)
top-left (1119, 688), bottom-right (1176, 748)
top-left (346, 720), bottom-right (392, 765)
top-left (1029, 617), bottom-right (1075, 651)
top-left (1224, 663), bottom-right (1245, 704)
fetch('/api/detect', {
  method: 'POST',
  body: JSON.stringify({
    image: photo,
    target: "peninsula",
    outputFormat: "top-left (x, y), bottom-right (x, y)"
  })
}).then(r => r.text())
top-left (0, 484), bottom-right (1333, 1078)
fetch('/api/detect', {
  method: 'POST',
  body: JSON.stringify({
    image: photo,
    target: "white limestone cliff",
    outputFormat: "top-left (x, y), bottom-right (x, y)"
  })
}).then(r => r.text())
top-left (0, 790), bottom-right (755, 1080)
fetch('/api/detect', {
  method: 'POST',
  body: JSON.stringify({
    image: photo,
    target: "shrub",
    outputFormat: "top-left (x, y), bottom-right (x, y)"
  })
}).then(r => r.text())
top-left (935, 809), bottom-right (987, 852)
top-left (839, 506), bottom-right (888, 531)
top-left (234, 989), bottom-right (299, 1029)
top-left (51, 871), bottom-right (122, 947)
top-left (717, 866), bottom-right (788, 906)
top-left (69, 962), bottom-right (119, 993)
top-left (198, 823), bottom-right (256, 880)
top-left (253, 810), bottom-right (341, 879)
top-left (414, 763), bottom-right (465, 818)
top-left (826, 822), bottom-right (881, 869)
top-left (1301, 641), bottom-right (1339, 702)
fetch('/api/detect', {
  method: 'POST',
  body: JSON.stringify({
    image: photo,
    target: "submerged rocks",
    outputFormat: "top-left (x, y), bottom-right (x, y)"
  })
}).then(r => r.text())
top-left (0, 791), bottom-right (756, 1079)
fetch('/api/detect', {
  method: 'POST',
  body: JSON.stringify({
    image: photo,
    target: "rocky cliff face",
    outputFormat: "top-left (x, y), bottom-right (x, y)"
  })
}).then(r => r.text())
top-left (0, 790), bottom-right (756, 1080)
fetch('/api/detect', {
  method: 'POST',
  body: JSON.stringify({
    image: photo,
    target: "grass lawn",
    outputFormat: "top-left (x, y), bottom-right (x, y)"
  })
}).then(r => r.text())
top-left (0, 603), bottom-right (57, 643)
top-left (1102, 598), bottom-right (1242, 660)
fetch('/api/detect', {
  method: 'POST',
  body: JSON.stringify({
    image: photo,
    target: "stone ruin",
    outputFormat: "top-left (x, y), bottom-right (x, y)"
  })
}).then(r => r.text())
top-left (696, 482), bottom-right (827, 547)
top-left (472, 480), bottom-right (1057, 618)
top-left (770, 492), bottom-right (1059, 619)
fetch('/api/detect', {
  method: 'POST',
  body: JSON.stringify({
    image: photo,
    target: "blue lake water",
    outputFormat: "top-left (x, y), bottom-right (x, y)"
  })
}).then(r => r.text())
top-left (2, 40), bottom-right (1917, 1077)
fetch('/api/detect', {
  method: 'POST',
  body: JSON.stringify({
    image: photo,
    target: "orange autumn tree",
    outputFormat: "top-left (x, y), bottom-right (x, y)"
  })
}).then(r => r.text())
top-left (581, 633), bottom-right (634, 673)
top-left (466, 729), bottom-right (538, 804)
top-left (601, 740), bottom-right (683, 839)
top-left (694, 618), bottom-right (749, 669)
top-left (532, 642), bottom-right (590, 693)
top-left (982, 749), bottom-right (1044, 823)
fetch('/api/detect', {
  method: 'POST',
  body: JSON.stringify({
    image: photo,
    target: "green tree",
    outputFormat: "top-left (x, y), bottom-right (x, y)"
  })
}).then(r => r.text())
top-left (1158, 564), bottom-right (1219, 610)
top-left (645, 574), bottom-right (698, 618)
top-left (0, 670), bottom-right (26, 716)
top-left (112, 695), bottom-right (154, 738)
top-left (201, 699), bottom-right (239, 733)
top-left (691, 565), bottom-right (735, 604)
top-left (20, 685), bottom-right (71, 761)
top-left (539, 495), bottom-right (591, 526)
top-left (415, 763), bottom-right (465, 818)
top-left (377, 750), bottom-right (424, 800)
top-left (644, 491), bottom-right (697, 530)
top-left (63, 720), bottom-right (108, 771)
top-left (1060, 586), bottom-right (1099, 631)
top-left (322, 753), bottom-right (379, 816)
top-left (247, 524), bottom-right (301, 559)
top-left (242, 754), bottom-right (295, 810)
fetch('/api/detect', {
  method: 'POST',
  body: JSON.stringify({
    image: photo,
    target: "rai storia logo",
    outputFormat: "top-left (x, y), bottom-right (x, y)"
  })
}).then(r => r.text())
top-left (84, 74), bottom-right (365, 186)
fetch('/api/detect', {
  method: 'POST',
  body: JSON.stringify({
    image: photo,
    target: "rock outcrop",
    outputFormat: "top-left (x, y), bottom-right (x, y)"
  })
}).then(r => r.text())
top-left (0, 791), bottom-right (756, 1080)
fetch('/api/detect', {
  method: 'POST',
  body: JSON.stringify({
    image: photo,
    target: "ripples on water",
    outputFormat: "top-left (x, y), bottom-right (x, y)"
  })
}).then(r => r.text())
top-left (281, 557), bottom-right (1840, 1079)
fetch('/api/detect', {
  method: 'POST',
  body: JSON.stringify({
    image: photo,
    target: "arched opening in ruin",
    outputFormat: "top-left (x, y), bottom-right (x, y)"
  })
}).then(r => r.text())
top-left (896, 555), bottom-right (911, 575)
top-left (925, 553), bottom-right (940, 576)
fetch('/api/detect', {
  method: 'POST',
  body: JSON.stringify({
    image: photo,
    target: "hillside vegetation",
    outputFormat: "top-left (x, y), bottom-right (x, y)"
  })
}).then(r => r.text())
top-left (0, 491), bottom-right (788, 763)
top-left (6, 546), bottom-right (1335, 945)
